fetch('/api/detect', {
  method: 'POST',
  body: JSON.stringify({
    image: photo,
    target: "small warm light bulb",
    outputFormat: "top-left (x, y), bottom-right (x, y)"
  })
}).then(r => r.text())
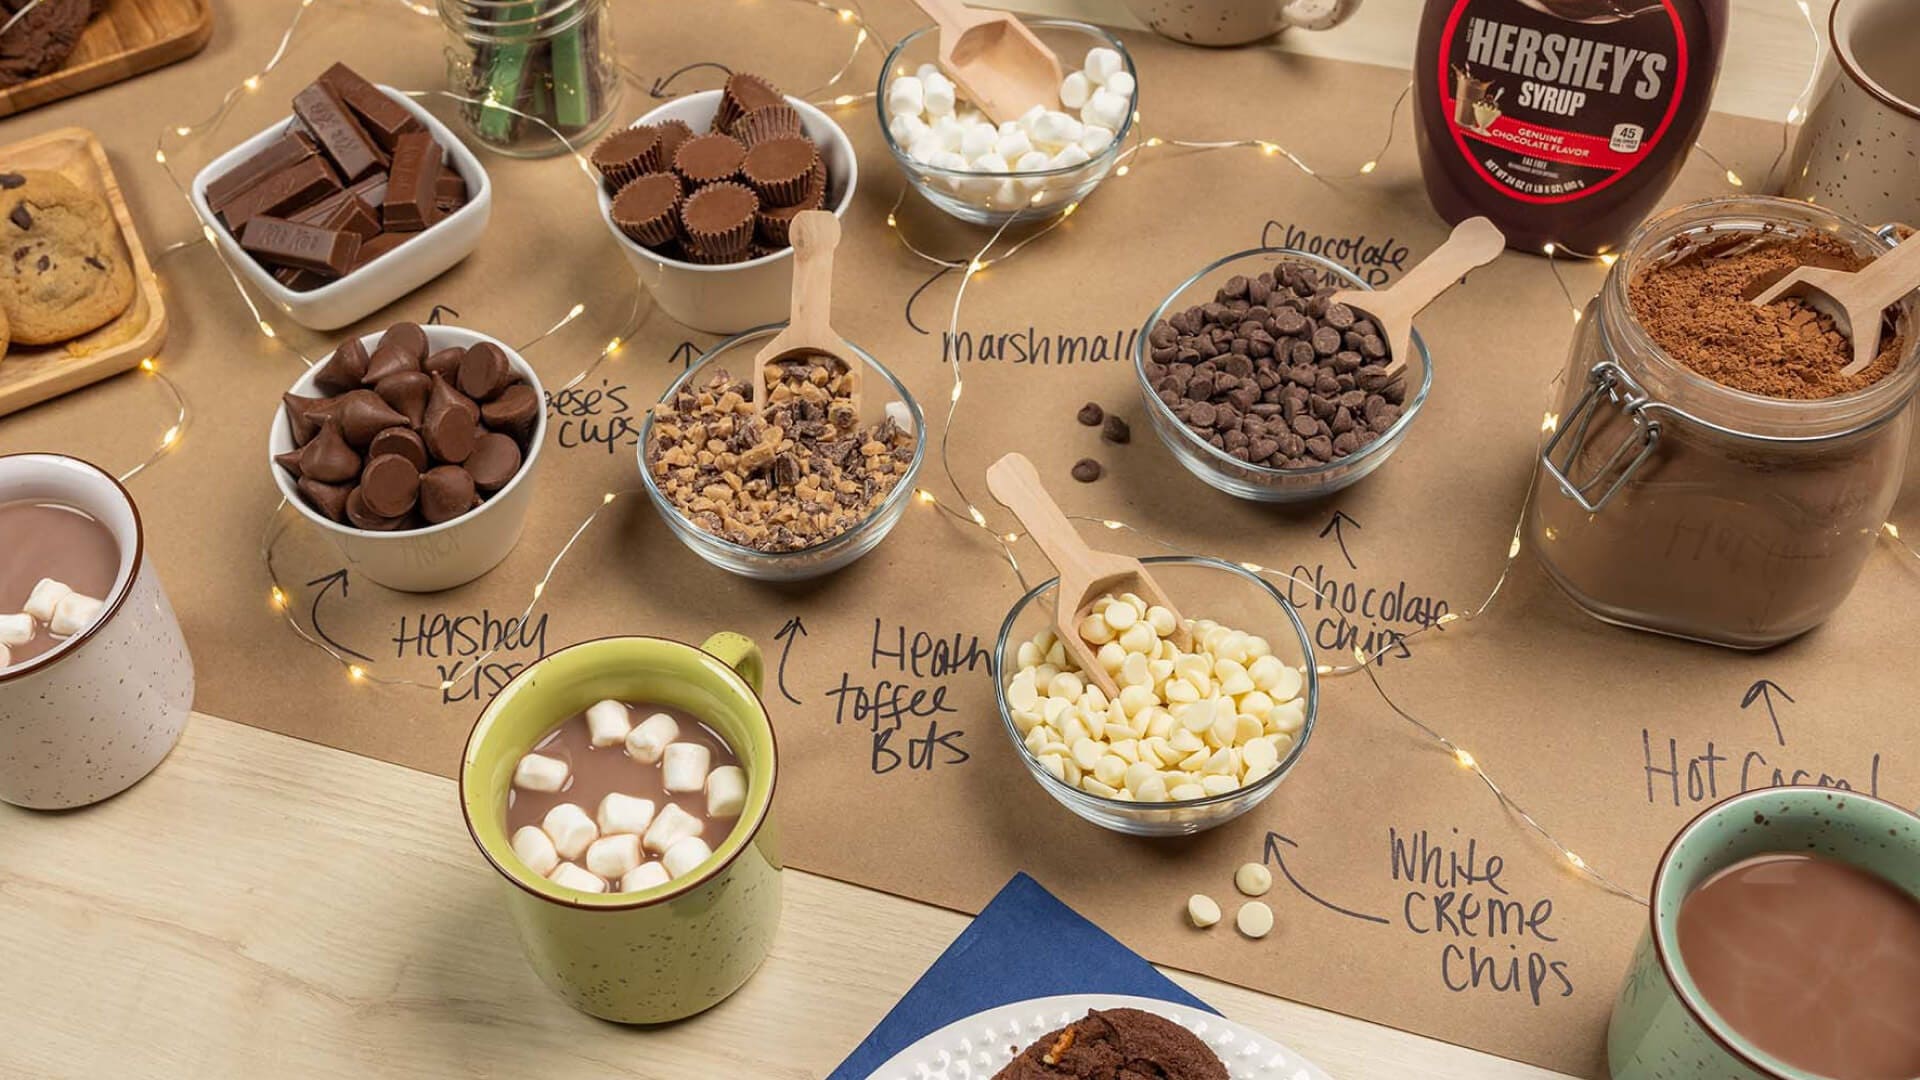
top-left (1541, 412), bottom-right (1559, 433)
top-left (1566, 851), bottom-right (1587, 870)
top-left (605, 337), bottom-right (622, 353)
top-left (885, 213), bottom-right (897, 228)
top-left (270, 586), bottom-right (287, 610)
top-left (1724, 169), bottom-right (1743, 187)
top-left (1571, 308), bottom-right (1583, 324)
top-left (1786, 106), bottom-right (1802, 124)
top-left (1061, 202), bottom-right (1078, 218)
top-left (440, 680), bottom-right (455, 691)
top-left (948, 383), bottom-right (963, 403)
top-left (967, 259), bottom-right (985, 273)
top-left (348, 664), bottom-right (366, 682)
top-left (1002, 532), bottom-right (1018, 543)
top-left (154, 149), bottom-right (167, 164)
top-left (602, 492), bottom-right (616, 504)
top-left (1102, 520), bottom-right (1123, 531)
top-left (566, 303), bottom-right (585, 319)
top-left (1259, 142), bottom-right (1278, 156)
top-left (1507, 536), bottom-right (1522, 559)
top-left (1359, 160), bottom-right (1378, 174)
top-left (532, 581), bottom-right (546, 600)
top-left (1240, 562), bottom-right (1265, 573)
top-left (243, 75), bottom-right (261, 92)
top-left (967, 506), bottom-right (987, 527)
top-left (1455, 749), bottom-right (1477, 769)
top-left (832, 94), bottom-right (857, 107)
top-left (1542, 242), bottom-right (1557, 256)
top-left (1885, 522), bottom-right (1902, 539)
top-left (916, 489), bottom-right (935, 505)
top-left (140, 357), bottom-right (156, 373)
top-left (174, 126), bottom-right (190, 137)
top-left (161, 425), bottom-right (180, 447)
top-left (259, 320), bottom-right (277, 338)
top-left (837, 7), bottom-right (853, 19)
top-left (1145, 137), bottom-right (1164, 147)
top-left (1115, 165), bottom-right (1130, 177)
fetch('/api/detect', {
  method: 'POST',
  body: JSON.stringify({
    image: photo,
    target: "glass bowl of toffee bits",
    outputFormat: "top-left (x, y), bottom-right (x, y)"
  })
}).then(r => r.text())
top-left (638, 326), bottom-right (926, 581)
top-left (1136, 249), bottom-right (1434, 502)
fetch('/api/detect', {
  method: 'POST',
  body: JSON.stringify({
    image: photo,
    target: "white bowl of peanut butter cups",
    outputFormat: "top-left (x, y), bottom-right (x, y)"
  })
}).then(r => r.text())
top-left (269, 323), bottom-right (547, 593)
top-left (593, 78), bottom-right (858, 335)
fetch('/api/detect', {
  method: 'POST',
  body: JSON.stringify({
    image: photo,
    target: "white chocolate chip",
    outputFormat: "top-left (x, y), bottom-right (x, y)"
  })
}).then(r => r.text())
top-left (547, 861), bottom-right (606, 893)
top-left (542, 803), bottom-right (597, 860)
top-left (23, 579), bottom-right (70, 623)
top-left (585, 833), bottom-right (642, 880)
top-left (620, 861), bottom-right (671, 893)
top-left (512, 752), bottom-right (569, 793)
top-left (1236, 900), bottom-right (1275, 939)
top-left (1236, 862), bottom-right (1274, 897)
top-left (510, 825), bottom-right (559, 876)
top-left (1187, 893), bottom-right (1221, 928)
top-left (585, 699), bottom-right (632, 748)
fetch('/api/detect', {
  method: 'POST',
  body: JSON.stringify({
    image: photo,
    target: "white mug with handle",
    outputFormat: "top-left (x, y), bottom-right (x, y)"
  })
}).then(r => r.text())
top-left (1783, 0), bottom-right (1920, 229)
top-left (1124, 0), bottom-right (1362, 47)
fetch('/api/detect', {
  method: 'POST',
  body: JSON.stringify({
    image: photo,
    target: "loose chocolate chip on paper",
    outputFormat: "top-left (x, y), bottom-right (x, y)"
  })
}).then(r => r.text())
top-left (1071, 458), bottom-right (1103, 483)
top-left (1102, 415), bottom-right (1130, 444)
top-left (1077, 402), bottom-right (1104, 426)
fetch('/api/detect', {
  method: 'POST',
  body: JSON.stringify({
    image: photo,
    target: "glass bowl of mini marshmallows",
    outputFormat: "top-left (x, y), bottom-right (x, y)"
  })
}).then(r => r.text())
top-left (993, 555), bottom-right (1318, 836)
top-left (877, 19), bottom-right (1138, 227)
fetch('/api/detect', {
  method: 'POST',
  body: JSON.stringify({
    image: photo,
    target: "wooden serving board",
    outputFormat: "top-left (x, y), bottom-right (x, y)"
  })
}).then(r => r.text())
top-left (0, 126), bottom-right (167, 418)
top-left (0, 0), bottom-right (213, 118)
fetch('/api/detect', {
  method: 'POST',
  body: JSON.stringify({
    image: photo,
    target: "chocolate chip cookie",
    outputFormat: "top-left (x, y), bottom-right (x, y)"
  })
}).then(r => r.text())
top-left (0, 0), bottom-right (90, 88)
top-left (0, 170), bottom-right (135, 345)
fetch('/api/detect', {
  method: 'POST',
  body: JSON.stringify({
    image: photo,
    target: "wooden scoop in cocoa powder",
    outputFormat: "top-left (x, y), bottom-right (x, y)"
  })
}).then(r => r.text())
top-left (1749, 232), bottom-right (1920, 378)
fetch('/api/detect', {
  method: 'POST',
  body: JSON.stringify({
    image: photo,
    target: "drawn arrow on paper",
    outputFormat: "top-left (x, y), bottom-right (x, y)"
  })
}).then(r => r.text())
top-left (1741, 679), bottom-right (1794, 747)
top-left (773, 617), bottom-right (809, 706)
top-left (649, 62), bottom-right (733, 99)
top-left (1264, 832), bottom-right (1389, 925)
top-left (305, 570), bottom-right (373, 663)
top-left (1318, 510), bottom-right (1362, 570)
top-left (668, 341), bottom-right (700, 371)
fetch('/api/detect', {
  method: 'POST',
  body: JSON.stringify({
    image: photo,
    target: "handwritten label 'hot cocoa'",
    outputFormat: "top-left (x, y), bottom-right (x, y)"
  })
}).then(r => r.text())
top-left (1638, 680), bottom-right (1889, 807)
top-left (826, 618), bottom-right (986, 775)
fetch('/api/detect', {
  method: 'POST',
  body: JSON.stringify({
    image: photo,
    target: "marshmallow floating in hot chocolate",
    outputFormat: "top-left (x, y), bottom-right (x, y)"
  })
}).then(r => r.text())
top-left (0, 499), bottom-right (119, 670)
top-left (506, 700), bottom-right (747, 894)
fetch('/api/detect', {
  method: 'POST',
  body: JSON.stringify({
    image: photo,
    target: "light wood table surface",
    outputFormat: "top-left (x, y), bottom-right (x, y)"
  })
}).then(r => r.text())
top-left (0, 3), bottom-right (1826, 1077)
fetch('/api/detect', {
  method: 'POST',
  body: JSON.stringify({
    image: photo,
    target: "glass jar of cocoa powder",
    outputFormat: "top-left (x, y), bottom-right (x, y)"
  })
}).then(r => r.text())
top-left (1530, 196), bottom-right (1919, 648)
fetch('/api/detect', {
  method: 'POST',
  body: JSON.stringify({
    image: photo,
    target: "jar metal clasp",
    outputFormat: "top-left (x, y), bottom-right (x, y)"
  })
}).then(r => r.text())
top-left (1540, 360), bottom-right (1664, 513)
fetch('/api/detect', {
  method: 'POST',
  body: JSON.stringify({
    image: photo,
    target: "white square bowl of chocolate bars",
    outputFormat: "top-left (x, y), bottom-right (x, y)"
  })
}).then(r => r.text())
top-left (189, 63), bottom-right (492, 331)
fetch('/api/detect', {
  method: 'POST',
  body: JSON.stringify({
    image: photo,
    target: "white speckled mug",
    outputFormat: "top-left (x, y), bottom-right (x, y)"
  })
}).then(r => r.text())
top-left (1783, 0), bottom-right (1920, 228)
top-left (0, 454), bottom-right (193, 809)
top-left (1123, 0), bottom-right (1362, 46)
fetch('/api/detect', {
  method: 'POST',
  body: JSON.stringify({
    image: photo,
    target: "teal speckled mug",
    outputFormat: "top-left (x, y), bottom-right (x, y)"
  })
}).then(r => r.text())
top-left (460, 633), bottom-right (781, 1023)
top-left (1608, 786), bottom-right (1920, 1079)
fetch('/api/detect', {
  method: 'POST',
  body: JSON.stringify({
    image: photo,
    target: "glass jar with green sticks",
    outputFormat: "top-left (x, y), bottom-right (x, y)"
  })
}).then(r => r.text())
top-left (439, 0), bottom-right (621, 157)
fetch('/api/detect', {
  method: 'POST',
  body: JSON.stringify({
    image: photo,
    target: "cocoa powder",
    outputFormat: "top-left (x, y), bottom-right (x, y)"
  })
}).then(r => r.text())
top-left (1628, 232), bottom-right (1906, 400)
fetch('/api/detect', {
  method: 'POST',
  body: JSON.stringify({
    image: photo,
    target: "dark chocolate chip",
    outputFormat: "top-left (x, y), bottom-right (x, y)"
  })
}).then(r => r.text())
top-left (1076, 402), bottom-right (1104, 426)
top-left (1070, 458), bottom-right (1102, 483)
top-left (1101, 415), bottom-right (1130, 444)
top-left (9, 206), bottom-right (30, 230)
top-left (0, 173), bottom-right (23, 189)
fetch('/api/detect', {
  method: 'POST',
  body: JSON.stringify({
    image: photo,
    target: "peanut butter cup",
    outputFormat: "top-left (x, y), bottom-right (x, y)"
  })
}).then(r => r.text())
top-left (741, 137), bottom-right (818, 208)
top-left (672, 133), bottom-right (746, 187)
top-left (731, 103), bottom-right (803, 147)
top-left (611, 173), bottom-right (683, 249)
top-left (590, 126), bottom-right (662, 191)
top-left (655, 119), bottom-right (695, 167)
top-left (680, 182), bottom-right (758, 258)
top-left (754, 164), bottom-right (826, 247)
top-left (716, 73), bottom-right (785, 133)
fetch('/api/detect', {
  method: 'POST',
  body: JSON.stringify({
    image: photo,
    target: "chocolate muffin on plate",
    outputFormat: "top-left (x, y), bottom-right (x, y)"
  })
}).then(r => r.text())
top-left (993, 1007), bottom-right (1229, 1080)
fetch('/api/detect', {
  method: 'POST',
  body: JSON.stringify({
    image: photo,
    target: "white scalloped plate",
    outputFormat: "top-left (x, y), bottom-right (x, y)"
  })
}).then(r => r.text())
top-left (863, 993), bottom-right (1332, 1080)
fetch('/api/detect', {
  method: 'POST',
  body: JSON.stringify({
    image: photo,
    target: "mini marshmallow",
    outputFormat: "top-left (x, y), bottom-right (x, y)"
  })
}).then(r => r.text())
top-left (643, 802), bottom-right (704, 854)
top-left (1059, 71), bottom-right (1091, 110)
top-left (547, 862), bottom-right (606, 893)
top-left (931, 150), bottom-right (969, 172)
top-left (23, 579), bottom-right (70, 623)
top-left (1083, 46), bottom-right (1123, 85)
top-left (994, 129), bottom-right (1033, 160)
top-left (1084, 88), bottom-right (1129, 132)
top-left (662, 835), bottom-right (714, 879)
top-left (511, 825), bottom-right (559, 876)
top-left (596, 792), bottom-right (656, 836)
top-left (512, 752), bottom-right (570, 793)
top-left (620, 861), bottom-right (671, 893)
top-left (931, 114), bottom-right (966, 150)
top-left (0, 644), bottom-right (10, 668)
top-left (915, 62), bottom-right (940, 83)
top-left (886, 75), bottom-right (924, 117)
top-left (998, 120), bottom-right (1023, 136)
top-left (585, 699), bottom-right (632, 748)
top-left (625, 712), bottom-right (680, 764)
top-left (972, 151), bottom-right (1010, 174)
top-left (960, 123), bottom-right (998, 158)
top-left (991, 180), bottom-right (1025, 208)
top-left (907, 134), bottom-right (942, 165)
top-left (542, 802), bottom-right (598, 860)
top-left (585, 832), bottom-right (643, 880)
top-left (662, 742), bottom-right (711, 793)
top-left (707, 765), bottom-right (748, 818)
top-left (1031, 111), bottom-right (1082, 148)
top-left (1052, 144), bottom-right (1092, 169)
top-left (0, 613), bottom-right (32, 647)
top-left (889, 112), bottom-right (930, 148)
top-left (923, 74), bottom-right (956, 117)
top-left (1014, 150), bottom-right (1051, 173)
top-left (1078, 125), bottom-right (1115, 154)
top-left (1016, 104), bottom-right (1047, 132)
top-left (1105, 70), bottom-right (1136, 102)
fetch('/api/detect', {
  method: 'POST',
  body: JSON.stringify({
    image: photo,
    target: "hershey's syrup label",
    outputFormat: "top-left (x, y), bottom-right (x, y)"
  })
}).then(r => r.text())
top-left (1434, 0), bottom-right (1689, 204)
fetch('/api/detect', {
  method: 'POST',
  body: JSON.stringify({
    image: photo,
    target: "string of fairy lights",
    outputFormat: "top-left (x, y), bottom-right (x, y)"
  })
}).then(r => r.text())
top-left (89, 0), bottom-right (1890, 904)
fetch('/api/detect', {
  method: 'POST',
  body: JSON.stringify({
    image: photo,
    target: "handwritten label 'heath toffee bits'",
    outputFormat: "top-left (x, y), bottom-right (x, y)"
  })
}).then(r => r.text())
top-left (1005, 592), bottom-right (1306, 803)
top-left (645, 355), bottom-right (915, 554)
top-left (1145, 262), bottom-right (1406, 469)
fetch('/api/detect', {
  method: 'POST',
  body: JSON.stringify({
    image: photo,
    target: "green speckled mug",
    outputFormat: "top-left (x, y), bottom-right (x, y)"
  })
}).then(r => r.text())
top-left (460, 633), bottom-right (781, 1023)
top-left (1608, 786), bottom-right (1920, 1079)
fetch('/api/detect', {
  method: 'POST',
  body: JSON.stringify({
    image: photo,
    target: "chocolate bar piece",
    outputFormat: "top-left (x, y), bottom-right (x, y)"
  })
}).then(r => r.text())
top-left (294, 82), bottom-right (388, 182)
top-left (382, 131), bottom-right (444, 233)
top-left (296, 193), bottom-right (381, 241)
top-left (241, 215), bottom-right (363, 275)
top-left (206, 131), bottom-right (319, 213)
top-left (219, 156), bottom-right (342, 231)
top-left (352, 231), bottom-right (409, 271)
top-left (318, 63), bottom-right (424, 151)
top-left (434, 165), bottom-right (467, 213)
top-left (274, 265), bottom-right (331, 292)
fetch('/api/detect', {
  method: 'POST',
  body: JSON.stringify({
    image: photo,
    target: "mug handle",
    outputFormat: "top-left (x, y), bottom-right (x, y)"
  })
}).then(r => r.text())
top-left (701, 632), bottom-right (765, 695)
top-left (1279, 0), bottom-right (1362, 31)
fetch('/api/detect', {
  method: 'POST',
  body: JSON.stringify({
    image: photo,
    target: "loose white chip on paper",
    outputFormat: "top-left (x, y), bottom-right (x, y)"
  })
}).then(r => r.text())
top-left (512, 752), bottom-right (569, 793)
top-left (1236, 901), bottom-right (1275, 939)
top-left (1187, 893), bottom-right (1222, 928)
top-left (1235, 862), bottom-right (1274, 897)
top-left (585, 699), bottom-right (632, 748)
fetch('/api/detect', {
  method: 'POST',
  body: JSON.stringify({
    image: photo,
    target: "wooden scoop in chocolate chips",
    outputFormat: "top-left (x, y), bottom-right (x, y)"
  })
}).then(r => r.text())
top-left (986, 452), bottom-right (1189, 698)
top-left (1330, 216), bottom-right (1506, 381)
top-left (752, 210), bottom-right (859, 415)
top-left (909, 0), bottom-right (1063, 125)
top-left (1749, 232), bottom-right (1920, 378)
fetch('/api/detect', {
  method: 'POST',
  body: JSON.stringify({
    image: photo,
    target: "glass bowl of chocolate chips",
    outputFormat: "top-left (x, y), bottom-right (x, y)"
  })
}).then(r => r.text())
top-left (638, 326), bottom-right (927, 581)
top-left (1135, 248), bottom-right (1435, 502)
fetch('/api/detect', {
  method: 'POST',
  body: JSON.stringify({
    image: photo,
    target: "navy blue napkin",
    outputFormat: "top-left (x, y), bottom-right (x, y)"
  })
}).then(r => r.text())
top-left (828, 872), bottom-right (1218, 1079)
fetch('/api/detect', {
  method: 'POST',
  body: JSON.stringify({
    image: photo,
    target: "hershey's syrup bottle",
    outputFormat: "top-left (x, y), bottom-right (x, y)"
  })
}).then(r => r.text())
top-left (1413, 0), bottom-right (1730, 254)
